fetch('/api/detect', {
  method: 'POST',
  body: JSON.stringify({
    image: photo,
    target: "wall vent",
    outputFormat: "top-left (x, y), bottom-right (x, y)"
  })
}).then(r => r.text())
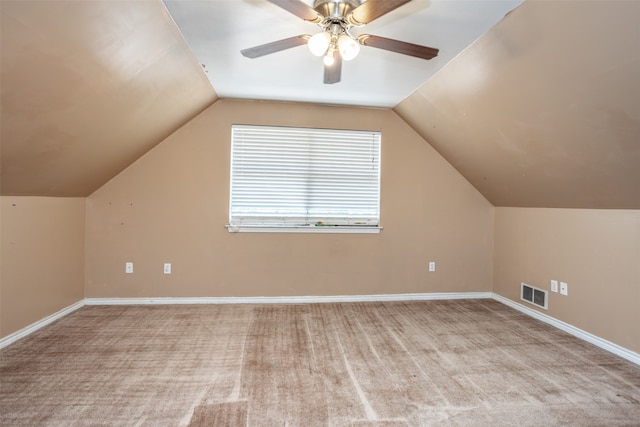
top-left (520, 282), bottom-right (548, 310)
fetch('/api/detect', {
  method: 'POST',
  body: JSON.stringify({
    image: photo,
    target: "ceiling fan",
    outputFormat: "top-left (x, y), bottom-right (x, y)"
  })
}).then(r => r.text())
top-left (241, 0), bottom-right (439, 84)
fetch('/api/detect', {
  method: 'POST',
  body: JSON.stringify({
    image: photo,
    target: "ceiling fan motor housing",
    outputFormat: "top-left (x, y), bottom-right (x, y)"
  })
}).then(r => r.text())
top-left (313, 0), bottom-right (364, 21)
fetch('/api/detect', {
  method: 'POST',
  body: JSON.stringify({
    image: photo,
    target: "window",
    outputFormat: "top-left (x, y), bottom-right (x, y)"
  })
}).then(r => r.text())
top-left (229, 125), bottom-right (381, 233)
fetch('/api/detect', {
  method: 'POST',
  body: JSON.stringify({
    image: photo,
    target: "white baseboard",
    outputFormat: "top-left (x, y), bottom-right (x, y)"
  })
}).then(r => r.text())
top-left (84, 292), bottom-right (492, 306)
top-left (492, 293), bottom-right (640, 366)
top-left (0, 299), bottom-right (85, 350)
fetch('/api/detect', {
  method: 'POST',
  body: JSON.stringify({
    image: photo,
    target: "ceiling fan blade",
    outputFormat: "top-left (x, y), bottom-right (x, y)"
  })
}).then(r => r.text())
top-left (358, 35), bottom-right (439, 60)
top-left (266, 0), bottom-right (322, 23)
top-left (241, 35), bottom-right (310, 58)
top-left (324, 52), bottom-right (342, 84)
top-left (348, 0), bottom-right (411, 25)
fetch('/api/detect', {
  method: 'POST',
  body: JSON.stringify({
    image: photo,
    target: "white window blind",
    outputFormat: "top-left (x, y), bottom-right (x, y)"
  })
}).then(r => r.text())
top-left (230, 125), bottom-right (381, 230)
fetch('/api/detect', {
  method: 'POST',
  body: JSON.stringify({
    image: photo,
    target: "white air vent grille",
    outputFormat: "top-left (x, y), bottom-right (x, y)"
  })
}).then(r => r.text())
top-left (521, 282), bottom-right (548, 310)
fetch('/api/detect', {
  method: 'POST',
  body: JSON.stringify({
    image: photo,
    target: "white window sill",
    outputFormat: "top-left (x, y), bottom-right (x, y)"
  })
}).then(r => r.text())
top-left (226, 225), bottom-right (382, 234)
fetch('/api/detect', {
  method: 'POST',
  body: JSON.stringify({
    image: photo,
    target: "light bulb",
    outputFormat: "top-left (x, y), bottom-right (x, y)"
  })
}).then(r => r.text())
top-left (308, 32), bottom-right (331, 56)
top-left (337, 34), bottom-right (360, 61)
top-left (323, 50), bottom-right (335, 66)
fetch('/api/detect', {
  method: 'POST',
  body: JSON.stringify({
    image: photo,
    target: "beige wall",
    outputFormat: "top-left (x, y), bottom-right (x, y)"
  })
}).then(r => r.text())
top-left (493, 207), bottom-right (640, 353)
top-left (1, 196), bottom-right (85, 338)
top-left (85, 99), bottom-right (494, 298)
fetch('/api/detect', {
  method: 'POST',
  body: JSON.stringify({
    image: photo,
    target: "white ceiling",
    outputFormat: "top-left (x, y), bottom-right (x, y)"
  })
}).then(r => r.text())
top-left (163, 0), bottom-right (523, 108)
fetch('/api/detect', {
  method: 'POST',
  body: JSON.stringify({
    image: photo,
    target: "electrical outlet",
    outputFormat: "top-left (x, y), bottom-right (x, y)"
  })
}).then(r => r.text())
top-left (560, 281), bottom-right (568, 296)
top-left (429, 261), bottom-right (436, 272)
top-left (550, 280), bottom-right (558, 293)
top-left (163, 263), bottom-right (171, 275)
top-left (125, 262), bottom-right (133, 274)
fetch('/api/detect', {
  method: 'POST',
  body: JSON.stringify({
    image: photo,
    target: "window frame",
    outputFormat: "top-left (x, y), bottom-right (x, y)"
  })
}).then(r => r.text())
top-left (228, 124), bottom-right (382, 234)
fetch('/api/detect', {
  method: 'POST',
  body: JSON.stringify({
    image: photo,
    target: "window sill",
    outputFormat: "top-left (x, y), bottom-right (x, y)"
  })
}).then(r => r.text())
top-left (226, 225), bottom-right (382, 234)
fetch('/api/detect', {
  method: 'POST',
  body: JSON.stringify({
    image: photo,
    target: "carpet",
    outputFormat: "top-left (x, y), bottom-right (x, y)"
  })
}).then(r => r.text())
top-left (1, 299), bottom-right (639, 426)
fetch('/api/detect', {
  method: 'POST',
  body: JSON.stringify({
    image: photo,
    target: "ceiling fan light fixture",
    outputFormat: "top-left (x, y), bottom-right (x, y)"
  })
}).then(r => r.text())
top-left (308, 31), bottom-right (331, 56)
top-left (337, 34), bottom-right (360, 61)
top-left (239, 0), bottom-right (440, 85)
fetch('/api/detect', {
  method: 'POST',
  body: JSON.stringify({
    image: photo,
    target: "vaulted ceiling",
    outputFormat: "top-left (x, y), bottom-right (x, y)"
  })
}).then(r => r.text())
top-left (0, 0), bottom-right (217, 196)
top-left (396, 0), bottom-right (640, 208)
top-left (163, 0), bottom-right (521, 107)
top-left (1, 0), bottom-right (639, 208)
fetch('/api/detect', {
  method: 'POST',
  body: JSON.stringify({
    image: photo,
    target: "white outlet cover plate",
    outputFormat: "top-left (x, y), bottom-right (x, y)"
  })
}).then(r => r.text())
top-left (551, 280), bottom-right (558, 293)
top-left (560, 281), bottom-right (568, 295)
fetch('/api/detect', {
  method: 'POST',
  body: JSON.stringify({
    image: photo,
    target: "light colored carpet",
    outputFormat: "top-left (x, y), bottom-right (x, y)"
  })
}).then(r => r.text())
top-left (1, 299), bottom-right (639, 426)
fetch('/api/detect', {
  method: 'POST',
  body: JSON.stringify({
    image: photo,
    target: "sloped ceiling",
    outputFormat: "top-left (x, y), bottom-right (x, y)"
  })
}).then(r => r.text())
top-left (395, 0), bottom-right (640, 208)
top-left (0, 0), bottom-right (217, 196)
top-left (1, 0), bottom-right (639, 209)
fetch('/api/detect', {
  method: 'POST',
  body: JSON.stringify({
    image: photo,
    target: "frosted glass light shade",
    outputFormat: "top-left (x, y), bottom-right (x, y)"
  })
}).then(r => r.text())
top-left (337, 35), bottom-right (360, 61)
top-left (308, 32), bottom-right (331, 56)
